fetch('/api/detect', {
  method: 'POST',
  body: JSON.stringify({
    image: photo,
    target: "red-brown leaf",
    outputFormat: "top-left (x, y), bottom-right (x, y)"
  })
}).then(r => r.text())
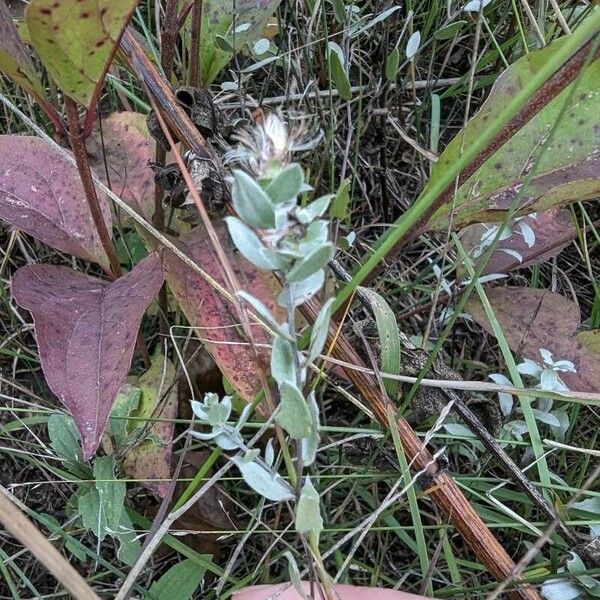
top-left (466, 287), bottom-right (600, 393)
top-left (163, 221), bottom-right (284, 414)
top-left (0, 136), bottom-right (113, 270)
top-left (88, 112), bottom-right (156, 222)
top-left (11, 254), bottom-right (164, 459)
top-left (460, 209), bottom-right (575, 276)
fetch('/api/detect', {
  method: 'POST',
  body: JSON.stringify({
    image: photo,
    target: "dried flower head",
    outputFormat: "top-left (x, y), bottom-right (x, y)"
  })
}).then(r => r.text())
top-left (224, 110), bottom-right (322, 179)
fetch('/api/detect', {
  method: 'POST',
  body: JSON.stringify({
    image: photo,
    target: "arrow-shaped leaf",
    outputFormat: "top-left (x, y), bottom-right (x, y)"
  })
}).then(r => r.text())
top-left (11, 253), bottom-right (164, 459)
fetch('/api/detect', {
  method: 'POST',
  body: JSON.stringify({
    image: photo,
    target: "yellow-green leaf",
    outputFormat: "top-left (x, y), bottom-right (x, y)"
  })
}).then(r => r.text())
top-left (0, 2), bottom-right (46, 99)
top-left (26, 0), bottom-right (137, 106)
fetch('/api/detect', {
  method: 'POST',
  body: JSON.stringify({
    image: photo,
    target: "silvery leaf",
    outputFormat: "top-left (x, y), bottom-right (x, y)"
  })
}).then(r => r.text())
top-left (213, 429), bottom-right (244, 451)
top-left (225, 217), bottom-right (287, 270)
top-left (237, 290), bottom-right (281, 332)
top-left (299, 220), bottom-right (329, 252)
top-left (276, 381), bottom-right (312, 439)
top-left (190, 400), bottom-right (210, 422)
top-left (266, 163), bottom-right (304, 204)
top-left (287, 243), bottom-right (334, 283)
top-left (405, 30), bottom-right (421, 60)
top-left (308, 298), bottom-right (334, 363)
top-left (271, 334), bottom-right (296, 387)
top-left (295, 195), bottom-right (334, 224)
top-left (279, 270), bottom-right (325, 308)
top-left (233, 455), bottom-right (294, 501)
top-left (207, 395), bottom-right (232, 426)
top-left (232, 169), bottom-right (275, 229)
top-left (265, 438), bottom-right (275, 467)
top-left (516, 359), bottom-right (543, 378)
top-left (295, 476), bottom-right (323, 536)
top-left (301, 392), bottom-right (320, 467)
top-left (531, 408), bottom-right (561, 428)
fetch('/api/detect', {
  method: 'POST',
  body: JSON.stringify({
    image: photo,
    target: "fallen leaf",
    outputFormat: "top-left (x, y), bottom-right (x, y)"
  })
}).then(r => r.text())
top-left (459, 209), bottom-right (575, 275)
top-left (233, 583), bottom-right (431, 600)
top-left (466, 287), bottom-right (600, 393)
top-left (163, 221), bottom-right (284, 415)
top-left (425, 38), bottom-right (600, 231)
top-left (0, 135), bottom-right (113, 271)
top-left (26, 0), bottom-right (137, 106)
top-left (122, 350), bottom-right (178, 498)
top-left (88, 112), bottom-right (156, 223)
top-left (11, 253), bottom-right (164, 459)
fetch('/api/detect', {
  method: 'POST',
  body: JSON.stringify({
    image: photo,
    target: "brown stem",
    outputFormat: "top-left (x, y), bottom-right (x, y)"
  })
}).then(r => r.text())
top-left (301, 299), bottom-right (540, 600)
top-left (160, 0), bottom-right (180, 83)
top-left (119, 28), bottom-right (216, 161)
top-left (64, 97), bottom-right (122, 279)
top-left (65, 98), bottom-right (151, 368)
top-left (189, 0), bottom-right (203, 87)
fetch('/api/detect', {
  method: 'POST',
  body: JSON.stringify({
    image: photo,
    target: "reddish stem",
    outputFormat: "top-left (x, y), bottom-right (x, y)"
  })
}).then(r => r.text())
top-left (64, 97), bottom-right (121, 279)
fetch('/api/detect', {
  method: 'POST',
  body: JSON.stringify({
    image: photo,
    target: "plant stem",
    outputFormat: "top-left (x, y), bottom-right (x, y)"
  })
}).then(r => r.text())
top-left (64, 97), bottom-right (122, 279)
top-left (189, 0), bottom-right (203, 87)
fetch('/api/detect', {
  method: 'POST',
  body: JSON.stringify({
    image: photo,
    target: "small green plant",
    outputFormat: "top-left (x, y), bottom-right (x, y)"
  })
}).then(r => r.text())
top-left (190, 112), bottom-right (335, 594)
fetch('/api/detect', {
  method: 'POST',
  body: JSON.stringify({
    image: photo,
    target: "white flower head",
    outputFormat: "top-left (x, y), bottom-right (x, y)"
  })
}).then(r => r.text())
top-left (224, 110), bottom-right (323, 179)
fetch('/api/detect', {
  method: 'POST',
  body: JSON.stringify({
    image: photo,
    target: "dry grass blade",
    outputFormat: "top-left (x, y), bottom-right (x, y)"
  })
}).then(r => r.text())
top-left (0, 486), bottom-right (100, 600)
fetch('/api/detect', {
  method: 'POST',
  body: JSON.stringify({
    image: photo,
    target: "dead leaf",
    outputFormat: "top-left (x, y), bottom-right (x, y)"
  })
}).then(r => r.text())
top-left (460, 209), bottom-right (575, 275)
top-left (139, 450), bottom-right (235, 560)
top-left (0, 135), bottom-right (113, 271)
top-left (122, 350), bottom-right (178, 498)
top-left (88, 112), bottom-right (156, 223)
top-left (163, 221), bottom-right (285, 415)
top-left (11, 253), bottom-right (164, 459)
top-left (466, 287), bottom-right (600, 393)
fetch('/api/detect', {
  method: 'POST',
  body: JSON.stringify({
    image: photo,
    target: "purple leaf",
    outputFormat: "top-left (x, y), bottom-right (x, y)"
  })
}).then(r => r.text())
top-left (0, 136), bottom-right (113, 271)
top-left (11, 253), bottom-right (164, 459)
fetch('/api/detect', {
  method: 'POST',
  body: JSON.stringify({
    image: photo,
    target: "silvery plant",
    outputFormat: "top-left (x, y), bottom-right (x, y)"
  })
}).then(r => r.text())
top-left (190, 112), bottom-right (330, 541)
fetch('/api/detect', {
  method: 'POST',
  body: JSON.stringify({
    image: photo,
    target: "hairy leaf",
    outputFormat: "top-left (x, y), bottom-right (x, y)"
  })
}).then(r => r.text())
top-left (26, 0), bottom-right (137, 106)
top-left (466, 287), bottom-right (600, 394)
top-left (122, 351), bottom-right (178, 498)
top-left (162, 221), bottom-right (285, 414)
top-left (0, 136), bottom-right (113, 270)
top-left (0, 2), bottom-right (46, 100)
top-left (295, 476), bottom-right (323, 536)
top-left (426, 39), bottom-right (600, 231)
top-left (11, 253), bottom-right (164, 459)
top-left (87, 112), bottom-right (156, 223)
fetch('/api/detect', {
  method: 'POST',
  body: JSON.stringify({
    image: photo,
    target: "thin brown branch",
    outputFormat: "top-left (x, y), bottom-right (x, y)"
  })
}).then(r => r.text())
top-left (301, 297), bottom-right (541, 600)
top-left (64, 97), bottom-right (122, 279)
